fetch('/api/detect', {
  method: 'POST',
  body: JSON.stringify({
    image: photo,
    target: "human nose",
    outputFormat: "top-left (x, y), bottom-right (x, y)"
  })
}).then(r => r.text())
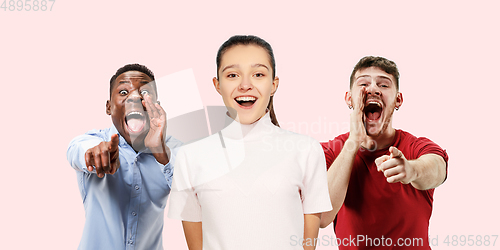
top-left (126, 89), bottom-right (143, 103)
top-left (365, 81), bottom-right (381, 96)
top-left (238, 76), bottom-right (253, 91)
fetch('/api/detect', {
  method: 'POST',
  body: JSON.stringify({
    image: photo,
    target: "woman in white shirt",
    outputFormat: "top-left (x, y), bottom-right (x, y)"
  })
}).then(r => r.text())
top-left (168, 35), bottom-right (332, 250)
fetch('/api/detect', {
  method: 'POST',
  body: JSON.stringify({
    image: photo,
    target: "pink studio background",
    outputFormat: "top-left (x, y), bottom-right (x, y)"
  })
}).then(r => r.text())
top-left (1, 1), bottom-right (498, 249)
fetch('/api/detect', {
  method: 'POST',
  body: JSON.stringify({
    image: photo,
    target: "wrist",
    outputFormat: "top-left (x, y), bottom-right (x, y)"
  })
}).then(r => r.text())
top-left (146, 135), bottom-right (166, 153)
top-left (408, 160), bottom-right (420, 183)
top-left (344, 138), bottom-right (362, 152)
top-left (152, 146), bottom-right (170, 165)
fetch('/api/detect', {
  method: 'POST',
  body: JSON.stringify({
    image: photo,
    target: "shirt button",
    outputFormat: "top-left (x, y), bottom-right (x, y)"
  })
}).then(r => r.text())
top-left (132, 211), bottom-right (137, 216)
top-left (128, 240), bottom-right (133, 245)
top-left (134, 158), bottom-right (138, 163)
top-left (135, 185), bottom-right (140, 190)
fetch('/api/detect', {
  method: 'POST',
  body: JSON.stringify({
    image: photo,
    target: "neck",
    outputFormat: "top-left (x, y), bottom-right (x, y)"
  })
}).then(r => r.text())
top-left (129, 136), bottom-right (146, 153)
top-left (361, 127), bottom-right (396, 150)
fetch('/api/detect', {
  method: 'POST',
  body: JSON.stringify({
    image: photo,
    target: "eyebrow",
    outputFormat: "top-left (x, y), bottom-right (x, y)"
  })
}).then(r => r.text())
top-left (356, 75), bottom-right (392, 82)
top-left (117, 78), bottom-right (151, 85)
top-left (221, 63), bottom-right (269, 73)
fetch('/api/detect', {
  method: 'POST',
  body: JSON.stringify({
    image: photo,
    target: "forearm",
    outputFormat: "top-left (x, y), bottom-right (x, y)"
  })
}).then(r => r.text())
top-left (67, 135), bottom-right (103, 172)
top-left (409, 154), bottom-right (447, 190)
top-left (320, 139), bottom-right (358, 228)
top-left (182, 221), bottom-right (202, 250)
top-left (304, 213), bottom-right (321, 250)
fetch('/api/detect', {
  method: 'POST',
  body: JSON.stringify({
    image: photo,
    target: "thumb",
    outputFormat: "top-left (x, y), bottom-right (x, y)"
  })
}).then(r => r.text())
top-left (390, 146), bottom-right (403, 159)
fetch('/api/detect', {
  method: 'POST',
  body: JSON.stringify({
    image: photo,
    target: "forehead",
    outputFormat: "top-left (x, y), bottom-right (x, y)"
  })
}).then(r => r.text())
top-left (111, 70), bottom-right (157, 98)
top-left (220, 45), bottom-right (271, 69)
top-left (354, 66), bottom-right (395, 83)
top-left (115, 71), bottom-right (152, 83)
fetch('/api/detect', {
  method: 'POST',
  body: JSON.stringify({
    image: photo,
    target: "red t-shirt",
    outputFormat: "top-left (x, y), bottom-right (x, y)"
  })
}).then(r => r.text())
top-left (321, 129), bottom-right (448, 249)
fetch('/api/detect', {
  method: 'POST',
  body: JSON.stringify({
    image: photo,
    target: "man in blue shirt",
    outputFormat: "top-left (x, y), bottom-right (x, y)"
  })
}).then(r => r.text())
top-left (67, 64), bottom-right (182, 249)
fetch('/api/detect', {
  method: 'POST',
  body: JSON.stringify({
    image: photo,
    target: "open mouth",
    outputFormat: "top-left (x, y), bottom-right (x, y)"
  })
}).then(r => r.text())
top-left (125, 111), bottom-right (146, 133)
top-left (364, 102), bottom-right (382, 121)
top-left (235, 96), bottom-right (257, 108)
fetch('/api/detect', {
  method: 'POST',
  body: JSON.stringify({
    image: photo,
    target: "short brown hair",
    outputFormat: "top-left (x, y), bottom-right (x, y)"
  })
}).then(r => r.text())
top-left (349, 56), bottom-right (400, 90)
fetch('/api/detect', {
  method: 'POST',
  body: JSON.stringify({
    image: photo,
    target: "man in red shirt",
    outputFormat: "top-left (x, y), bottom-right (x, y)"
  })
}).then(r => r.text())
top-left (320, 56), bottom-right (448, 249)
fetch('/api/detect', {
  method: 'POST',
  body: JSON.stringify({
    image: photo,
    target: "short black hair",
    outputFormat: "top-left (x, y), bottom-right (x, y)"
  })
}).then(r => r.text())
top-left (109, 63), bottom-right (156, 97)
top-left (350, 56), bottom-right (400, 90)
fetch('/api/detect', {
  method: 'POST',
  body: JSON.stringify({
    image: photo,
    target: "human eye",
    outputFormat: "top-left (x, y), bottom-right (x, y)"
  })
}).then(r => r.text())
top-left (227, 73), bottom-right (238, 78)
top-left (119, 89), bottom-right (128, 95)
top-left (140, 89), bottom-right (150, 96)
top-left (378, 81), bottom-right (390, 88)
top-left (254, 72), bottom-right (265, 77)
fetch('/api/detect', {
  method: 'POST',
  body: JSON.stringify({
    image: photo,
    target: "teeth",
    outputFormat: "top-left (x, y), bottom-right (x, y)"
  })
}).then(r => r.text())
top-left (367, 102), bottom-right (381, 107)
top-left (235, 96), bottom-right (256, 102)
top-left (127, 111), bottom-right (144, 116)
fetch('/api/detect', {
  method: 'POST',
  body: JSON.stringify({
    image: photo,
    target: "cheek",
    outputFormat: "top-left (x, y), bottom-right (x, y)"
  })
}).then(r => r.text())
top-left (350, 93), bottom-right (360, 104)
top-left (258, 81), bottom-right (274, 95)
top-left (219, 85), bottom-right (235, 99)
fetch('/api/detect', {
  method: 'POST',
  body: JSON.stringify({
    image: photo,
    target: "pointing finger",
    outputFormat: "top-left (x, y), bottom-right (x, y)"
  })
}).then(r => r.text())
top-left (110, 134), bottom-right (119, 151)
top-left (390, 146), bottom-right (403, 159)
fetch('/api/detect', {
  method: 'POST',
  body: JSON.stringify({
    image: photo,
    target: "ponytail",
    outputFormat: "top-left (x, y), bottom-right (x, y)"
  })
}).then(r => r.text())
top-left (267, 96), bottom-right (279, 127)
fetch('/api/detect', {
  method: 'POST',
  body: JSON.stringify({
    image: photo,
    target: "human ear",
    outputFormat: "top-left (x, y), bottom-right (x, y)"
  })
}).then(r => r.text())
top-left (396, 92), bottom-right (403, 109)
top-left (345, 91), bottom-right (353, 108)
top-left (213, 77), bottom-right (222, 95)
top-left (271, 76), bottom-right (279, 96)
top-left (106, 100), bottom-right (111, 115)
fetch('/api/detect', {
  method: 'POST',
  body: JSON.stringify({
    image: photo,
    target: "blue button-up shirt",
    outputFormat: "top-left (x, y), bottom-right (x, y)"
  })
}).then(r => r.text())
top-left (67, 126), bottom-right (182, 250)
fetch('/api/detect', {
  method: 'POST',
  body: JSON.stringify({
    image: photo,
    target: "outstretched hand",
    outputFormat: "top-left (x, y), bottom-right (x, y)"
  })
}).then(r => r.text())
top-left (85, 134), bottom-right (120, 178)
top-left (142, 93), bottom-right (167, 153)
top-left (375, 146), bottom-right (416, 184)
top-left (348, 87), bottom-right (369, 148)
top-left (142, 94), bottom-right (170, 165)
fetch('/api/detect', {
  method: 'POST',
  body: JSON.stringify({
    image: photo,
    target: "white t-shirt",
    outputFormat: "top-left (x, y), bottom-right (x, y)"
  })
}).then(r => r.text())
top-left (168, 112), bottom-right (332, 249)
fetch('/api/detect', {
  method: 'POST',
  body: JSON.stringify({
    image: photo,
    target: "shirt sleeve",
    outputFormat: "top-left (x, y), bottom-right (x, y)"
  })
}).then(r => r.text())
top-left (167, 148), bottom-right (202, 222)
top-left (66, 132), bottom-right (104, 174)
top-left (411, 136), bottom-right (450, 180)
top-left (301, 140), bottom-right (333, 214)
top-left (320, 136), bottom-right (346, 170)
top-left (156, 136), bottom-right (183, 188)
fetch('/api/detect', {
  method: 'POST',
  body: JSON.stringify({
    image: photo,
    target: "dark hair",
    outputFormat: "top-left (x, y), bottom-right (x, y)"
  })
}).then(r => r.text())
top-left (216, 35), bottom-right (280, 127)
top-left (109, 63), bottom-right (156, 97)
top-left (349, 56), bottom-right (400, 90)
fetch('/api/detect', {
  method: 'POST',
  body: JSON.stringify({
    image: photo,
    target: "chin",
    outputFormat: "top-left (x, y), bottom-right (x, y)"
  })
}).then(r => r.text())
top-left (127, 126), bottom-right (149, 145)
top-left (364, 121), bottom-right (382, 136)
top-left (237, 111), bottom-right (266, 124)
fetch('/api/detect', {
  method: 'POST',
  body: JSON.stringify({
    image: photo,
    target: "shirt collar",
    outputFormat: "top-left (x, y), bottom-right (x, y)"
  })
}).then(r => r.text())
top-left (109, 125), bottom-right (130, 147)
top-left (220, 111), bottom-right (275, 140)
